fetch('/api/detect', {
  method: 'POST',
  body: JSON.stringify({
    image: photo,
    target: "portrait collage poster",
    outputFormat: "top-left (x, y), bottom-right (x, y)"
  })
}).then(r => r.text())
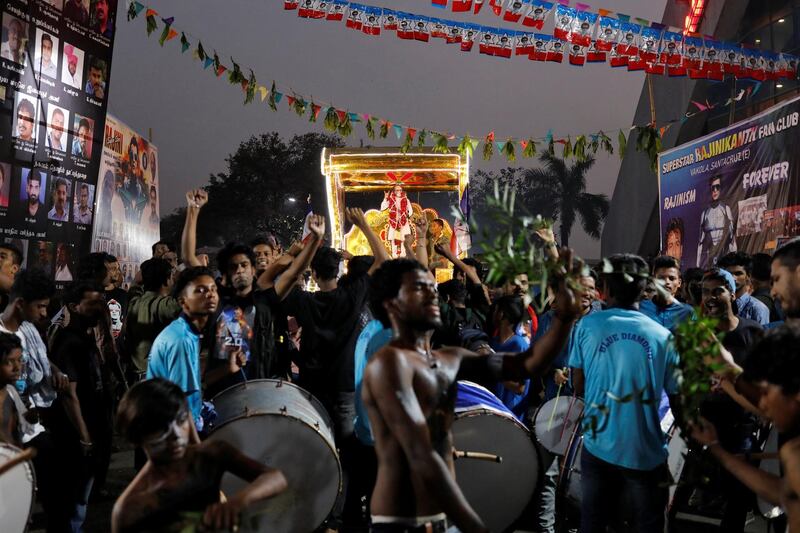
top-left (90, 114), bottom-right (159, 289)
top-left (659, 94), bottom-right (800, 270)
top-left (0, 0), bottom-right (117, 288)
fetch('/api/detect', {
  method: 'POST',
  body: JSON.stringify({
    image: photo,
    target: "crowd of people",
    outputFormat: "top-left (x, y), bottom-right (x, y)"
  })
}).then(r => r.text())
top-left (1, 187), bottom-right (800, 533)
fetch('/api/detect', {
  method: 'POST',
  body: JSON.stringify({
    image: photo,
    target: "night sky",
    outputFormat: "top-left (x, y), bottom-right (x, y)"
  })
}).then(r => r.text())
top-left (107, 0), bottom-right (669, 258)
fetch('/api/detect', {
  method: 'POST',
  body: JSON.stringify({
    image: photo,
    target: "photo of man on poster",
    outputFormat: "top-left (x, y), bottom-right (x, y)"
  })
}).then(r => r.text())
top-left (19, 169), bottom-right (46, 223)
top-left (697, 174), bottom-right (736, 268)
top-left (47, 177), bottom-right (71, 222)
top-left (1, 14), bottom-right (28, 65)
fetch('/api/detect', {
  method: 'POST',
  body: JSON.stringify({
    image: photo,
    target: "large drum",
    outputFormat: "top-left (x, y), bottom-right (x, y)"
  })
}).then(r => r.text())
top-left (453, 381), bottom-right (541, 533)
top-left (0, 443), bottom-right (35, 533)
top-left (533, 396), bottom-right (584, 455)
top-left (207, 380), bottom-right (341, 533)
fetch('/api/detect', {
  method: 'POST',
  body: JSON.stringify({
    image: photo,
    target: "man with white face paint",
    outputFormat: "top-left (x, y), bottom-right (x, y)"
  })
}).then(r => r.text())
top-left (112, 378), bottom-right (287, 533)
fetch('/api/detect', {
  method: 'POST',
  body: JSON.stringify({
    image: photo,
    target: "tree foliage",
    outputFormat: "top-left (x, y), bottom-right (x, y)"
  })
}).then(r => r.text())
top-left (471, 153), bottom-right (610, 247)
top-left (160, 132), bottom-right (343, 247)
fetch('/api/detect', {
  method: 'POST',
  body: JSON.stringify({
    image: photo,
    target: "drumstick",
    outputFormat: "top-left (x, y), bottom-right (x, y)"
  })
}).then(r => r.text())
top-left (558, 395), bottom-right (580, 444)
top-left (453, 450), bottom-right (502, 463)
top-left (0, 448), bottom-right (36, 478)
top-left (547, 383), bottom-right (563, 432)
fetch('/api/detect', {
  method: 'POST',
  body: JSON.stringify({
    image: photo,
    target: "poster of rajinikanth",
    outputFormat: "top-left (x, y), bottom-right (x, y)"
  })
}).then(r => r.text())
top-left (0, 0), bottom-right (118, 287)
top-left (659, 95), bottom-right (800, 269)
top-left (91, 113), bottom-right (160, 290)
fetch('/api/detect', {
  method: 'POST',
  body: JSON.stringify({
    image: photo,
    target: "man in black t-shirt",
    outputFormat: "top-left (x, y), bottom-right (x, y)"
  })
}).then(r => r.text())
top-left (279, 208), bottom-right (388, 439)
top-left (48, 280), bottom-right (111, 532)
top-left (696, 268), bottom-right (763, 532)
top-left (180, 189), bottom-right (324, 397)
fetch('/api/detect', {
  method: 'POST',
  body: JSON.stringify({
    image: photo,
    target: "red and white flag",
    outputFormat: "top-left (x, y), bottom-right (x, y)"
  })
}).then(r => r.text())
top-left (523, 1), bottom-right (554, 29)
top-left (431, 20), bottom-right (448, 39)
top-left (397, 17), bottom-right (415, 39)
top-left (452, 0), bottom-right (472, 12)
top-left (515, 33), bottom-right (535, 55)
top-left (414, 19), bottom-right (431, 42)
top-left (362, 11), bottom-right (381, 36)
top-left (488, 0), bottom-right (504, 16)
top-left (461, 26), bottom-right (478, 51)
top-left (446, 25), bottom-right (463, 44)
top-left (285, 0), bottom-right (299, 10)
top-left (503, 0), bottom-right (525, 23)
top-left (345, 7), bottom-right (364, 30)
top-left (382, 11), bottom-right (398, 31)
top-left (326, 2), bottom-right (345, 20)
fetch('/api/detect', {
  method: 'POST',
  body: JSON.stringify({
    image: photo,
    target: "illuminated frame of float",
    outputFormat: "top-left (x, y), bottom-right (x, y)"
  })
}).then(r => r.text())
top-left (321, 147), bottom-right (470, 259)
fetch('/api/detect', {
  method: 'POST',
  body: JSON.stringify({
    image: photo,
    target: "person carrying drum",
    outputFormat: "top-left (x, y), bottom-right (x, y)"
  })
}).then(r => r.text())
top-left (111, 378), bottom-right (288, 533)
top-left (362, 252), bottom-right (584, 533)
top-left (568, 254), bottom-right (683, 533)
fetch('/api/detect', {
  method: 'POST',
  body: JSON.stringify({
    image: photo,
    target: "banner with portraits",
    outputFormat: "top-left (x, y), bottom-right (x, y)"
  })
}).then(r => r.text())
top-left (90, 113), bottom-right (160, 289)
top-left (658, 95), bottom-right (800, 270)
top-left (0, 0), bottom-right (117, 287)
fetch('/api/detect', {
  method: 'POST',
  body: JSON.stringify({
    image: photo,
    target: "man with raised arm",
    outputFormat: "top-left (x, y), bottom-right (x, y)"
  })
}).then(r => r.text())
top-left (362, 252), bottom-right (582, 532)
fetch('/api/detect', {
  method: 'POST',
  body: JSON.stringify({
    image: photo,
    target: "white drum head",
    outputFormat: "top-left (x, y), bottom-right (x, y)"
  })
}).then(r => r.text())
top-left (210, 415), bottom-right (341, 532)
top-left (0, 443), bottom-right (35, 533)
top-left (453, 409), bottom-right (540, 533)
top-left (208, 380), bottom-right (341, 532)
top-left (534, 397), bottom-right (584, 455)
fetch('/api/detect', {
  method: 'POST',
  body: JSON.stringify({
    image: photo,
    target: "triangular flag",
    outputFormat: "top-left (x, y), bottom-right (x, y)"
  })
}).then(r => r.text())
top-left (575, 3), bottom-right (590, 10)
top-left (349, 112), bottom-right (361, 123)
top-left (470, 139), bottom-right (480, 151)
top-left (495, 141), bottom-right (504, 152)
top-left (258, 86), bottom-right (268, 101)
top-left (145, 8), bottom-right (158, 17)
top-left (180, 33), bottom-right (190, 53)
top-left (273, 91), bottom-right (283, 104)
top-left (311, 104), bottom-right (322, 120)
top-left (691, 100), bottom-right (708, 112)
top-left (203, 57), bottom-right (214, 69)
top-left (486, 131), bottom-right (495, 142)
top-left (520, 140), bottom-right (528, 150)
top-left (133, 2), bottom-right (145, 15)
top-left (393, 124), bottom-right (404, 139)
top-left (616, 13), bottom-right (630, 22)
top-left (362, 113), bottom-right (370, 122)
top-left (161, 16), bottom-right (174, 25)
top-left (216, 64), bottom-right (227, 77)
top-left (634, 17), bottom-right (650, 26)
top-left (336, 109), bottom-right (347, 124)
top-left (598, 8), bottom-right (612, 17)
top-left (166, 29), bottom-right (178, 42)
top-left (286, 95), bottom-right (296, 108)
top-left (407, 128), bottom-right (417, 140)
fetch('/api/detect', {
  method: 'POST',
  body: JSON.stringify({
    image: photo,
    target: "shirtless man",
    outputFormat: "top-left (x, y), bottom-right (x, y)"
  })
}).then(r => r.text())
top-left (112, 378), bottom-right (288, 533)
top-left (691, 323), bottom-right (800, 532)
top-left (362, 255), bottom-right (582, 532)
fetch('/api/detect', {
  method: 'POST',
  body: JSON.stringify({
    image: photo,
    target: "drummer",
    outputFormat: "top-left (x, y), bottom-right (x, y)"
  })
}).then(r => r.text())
top-left (362, 254), bottom-right (583, 532)
top-left (112, 378), bottom-right (288, 533)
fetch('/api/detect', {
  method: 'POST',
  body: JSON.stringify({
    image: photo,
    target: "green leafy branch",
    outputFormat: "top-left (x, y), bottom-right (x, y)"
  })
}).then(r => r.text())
top-left (672, 313), bottom-right (725, 431)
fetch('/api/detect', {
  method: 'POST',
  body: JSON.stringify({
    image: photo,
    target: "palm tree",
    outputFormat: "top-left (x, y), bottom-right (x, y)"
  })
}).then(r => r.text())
top-left (522, 152), bottom-right (610, 247)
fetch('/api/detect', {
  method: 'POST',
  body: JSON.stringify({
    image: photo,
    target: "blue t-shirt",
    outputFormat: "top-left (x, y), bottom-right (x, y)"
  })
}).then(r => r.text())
top-left (353, 319), bottom-right (393, 446)
top-left (638, 299), bottom-right (694, 331)
top-left (147, 315), bottom-right (204, 430)
top-left (491, 334), bottom-right (531, 420)
top-left (736, 293), bottom-right (770, 326)
top-left (568, 308), bottom-right (680, 471)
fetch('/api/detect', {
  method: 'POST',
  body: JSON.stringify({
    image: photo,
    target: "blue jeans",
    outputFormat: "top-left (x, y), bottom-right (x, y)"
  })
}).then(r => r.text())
top-left (580, 450), bottom-right (668, 533)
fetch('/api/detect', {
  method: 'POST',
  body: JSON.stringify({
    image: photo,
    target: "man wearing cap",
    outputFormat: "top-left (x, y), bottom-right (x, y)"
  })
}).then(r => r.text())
top-left (62, 50), bottom-right (81, 88)
top-left (696, 267), bottom-right (763, 531)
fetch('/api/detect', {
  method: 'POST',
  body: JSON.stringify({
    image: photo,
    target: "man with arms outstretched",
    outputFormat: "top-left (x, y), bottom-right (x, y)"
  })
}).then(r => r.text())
top-left (362, 256), bottom-right (582, 532)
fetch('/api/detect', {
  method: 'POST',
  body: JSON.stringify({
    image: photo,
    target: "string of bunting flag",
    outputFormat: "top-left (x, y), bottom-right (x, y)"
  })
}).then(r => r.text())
top-left (284, 0), bottom-right (798, 82)
top-left (127, 1), bottom-right (760, 170)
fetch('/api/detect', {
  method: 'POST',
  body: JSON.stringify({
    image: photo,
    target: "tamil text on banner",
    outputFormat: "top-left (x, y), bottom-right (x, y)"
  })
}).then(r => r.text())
top-left (659, 95), bottom-right (800, 269)
top-left (91, 114), bottom-right (160, 289)
top-left (0, 0), bottom-right (118, 287)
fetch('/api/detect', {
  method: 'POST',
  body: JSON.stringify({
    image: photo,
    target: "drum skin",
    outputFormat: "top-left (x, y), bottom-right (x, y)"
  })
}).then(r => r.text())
top-left (0, 443), bottom-right (35, 533)
top-left (534, 397), bottom-right (585, 455)
top-left (452, 406), bottom-right (541, 532)
top-left (208, 380), bottom-right (341, 533)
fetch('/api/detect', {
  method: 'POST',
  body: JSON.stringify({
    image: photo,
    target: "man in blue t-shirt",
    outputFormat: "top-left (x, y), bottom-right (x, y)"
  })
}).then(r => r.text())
top-left (718, 252), bottom-right (770, 325)
top-left (569, 254), bottom-right (681, 533)
top-left (490, 296), bottom-right (531, 420)
top-left (147, 267), bottom-right (219, 434)
top-left (639, 255), bottom-right (694, 331)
